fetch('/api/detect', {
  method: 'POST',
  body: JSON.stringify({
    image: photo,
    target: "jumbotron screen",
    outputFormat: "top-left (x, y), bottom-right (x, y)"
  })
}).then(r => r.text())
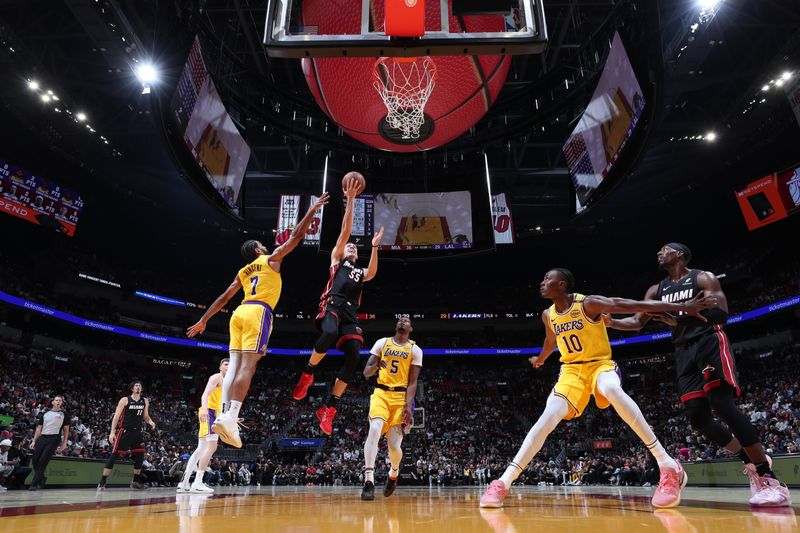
top-left (563, 31), bottom-right (645, 213)
top-left (171, 36), bottom-right (251, 209)
top-left (373, 192), bottom-right (473, 250)
top-left (0, 159), bottom-right (83, 236)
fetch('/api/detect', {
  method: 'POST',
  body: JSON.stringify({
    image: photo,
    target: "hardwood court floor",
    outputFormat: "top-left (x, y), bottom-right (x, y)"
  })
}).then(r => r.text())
top-left (0, 485), bottom-right (797, 532)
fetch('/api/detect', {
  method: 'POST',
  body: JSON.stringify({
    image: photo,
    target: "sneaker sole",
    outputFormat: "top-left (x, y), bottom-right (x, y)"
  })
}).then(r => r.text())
top-left (213, 422), bottom-right (242, 448)
top-left (479, 501), bottom-right (503, 508)
top-left (652, 470), bottom-right (688, 509)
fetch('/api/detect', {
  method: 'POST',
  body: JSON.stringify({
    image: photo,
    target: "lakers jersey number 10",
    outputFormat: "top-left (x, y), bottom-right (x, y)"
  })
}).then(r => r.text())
top-left (548, 293), bottom-right (612, 364)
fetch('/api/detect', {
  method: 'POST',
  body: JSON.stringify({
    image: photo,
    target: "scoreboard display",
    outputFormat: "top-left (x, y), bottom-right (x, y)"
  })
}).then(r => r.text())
top-left (0, 159), bottom-right (83, 236)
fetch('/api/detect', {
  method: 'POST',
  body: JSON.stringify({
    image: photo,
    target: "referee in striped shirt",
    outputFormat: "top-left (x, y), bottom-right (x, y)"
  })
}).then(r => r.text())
top-left (29, 395), bottom-right (70, 490)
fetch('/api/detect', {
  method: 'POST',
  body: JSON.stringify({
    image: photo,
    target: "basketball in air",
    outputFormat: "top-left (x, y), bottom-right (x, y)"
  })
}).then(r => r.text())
top-left (343, 171), bottom-right (366, 196)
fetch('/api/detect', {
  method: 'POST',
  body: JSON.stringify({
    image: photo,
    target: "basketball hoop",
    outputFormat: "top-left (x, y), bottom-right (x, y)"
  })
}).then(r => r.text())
top-left (372, 56), bottom-right (437, 140)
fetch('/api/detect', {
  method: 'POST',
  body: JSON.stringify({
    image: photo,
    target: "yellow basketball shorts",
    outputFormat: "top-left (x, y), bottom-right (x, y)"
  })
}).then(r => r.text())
top-left (198, 408), bottom-right (218, 438)
top-left (229, 302), bottom-right (273, 355)
top-left (552, 360), bottom-right (618, 420)
top-left (368, 388), bottom-right (406, 434)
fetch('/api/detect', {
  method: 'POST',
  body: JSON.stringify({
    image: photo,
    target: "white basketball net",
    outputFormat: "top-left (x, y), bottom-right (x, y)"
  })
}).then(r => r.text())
top-left (373, 56), bottom-right (437, 140)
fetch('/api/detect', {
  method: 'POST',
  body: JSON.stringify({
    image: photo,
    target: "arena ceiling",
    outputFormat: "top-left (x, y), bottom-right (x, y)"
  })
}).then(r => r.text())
top-left (0, 0), bottom-right (798, 238)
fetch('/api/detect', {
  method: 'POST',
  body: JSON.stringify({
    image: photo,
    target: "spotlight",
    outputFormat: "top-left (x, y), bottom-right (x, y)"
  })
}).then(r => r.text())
top-left (535, 226), bottom-right (542, 231)
top-left (705, 132), bottom-right (717, 142)
top-left (134, 62), bottom-right (158, 84)
top-left (41, 94), bottom-right (51, 102)
top-left (782, 71), bottom-right (792, 80)
top-left (28, 80), bottom-right (39, 90)
top-left (698, 0), bottom-right (721, 10)
top-left (76, 112), bottom-right (87, 122)
top-left (762, 85), bottom-right (770, 91)
top-left (775, 79), bottom-right (785, 87)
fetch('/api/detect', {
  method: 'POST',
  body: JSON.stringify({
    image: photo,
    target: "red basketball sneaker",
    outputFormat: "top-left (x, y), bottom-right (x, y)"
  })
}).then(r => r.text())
top-left (316, 406), bottom-right (337, 435)
top-left (292, 372), bottom-right (314, 400)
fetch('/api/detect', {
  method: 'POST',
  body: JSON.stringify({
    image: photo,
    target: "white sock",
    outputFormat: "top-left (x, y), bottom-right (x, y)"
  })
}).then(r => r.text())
top-left (387, 426), bottom-right (404, 478)
top-left (182, 440), bottom-right (206, 487)
top-left (363, 419), bottom-right (383, 483)
top-left (222, 352), bottom-right (239, 413)
top-left (228, 400), bottom-right (242, 419)
top-left (499, 394), bottom-right (569, 489)
top-left (596, 371), bottom-right (679, 471)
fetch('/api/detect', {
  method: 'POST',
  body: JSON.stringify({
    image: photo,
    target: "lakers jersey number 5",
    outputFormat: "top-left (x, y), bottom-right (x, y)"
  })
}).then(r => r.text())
top-left (548, 293), bottom-right (612, 364)
top-left (371, 337), bottom-right (423, 389)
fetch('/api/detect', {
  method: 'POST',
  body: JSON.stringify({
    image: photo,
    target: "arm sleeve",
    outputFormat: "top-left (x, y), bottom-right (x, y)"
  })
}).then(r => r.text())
top-left (370, 338), bottom-right (387, 357)
top-left (411, 345), bottom-right (423, 366)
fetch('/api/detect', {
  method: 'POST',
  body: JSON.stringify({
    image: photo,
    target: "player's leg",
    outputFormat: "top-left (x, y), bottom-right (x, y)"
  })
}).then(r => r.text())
top-left (221, 352), bottom-right (239, 414)
top-left (179, 437), bottom-right (204, 491)
top-left (384, 425), bottom-right (404, 497)
top-left (317, 337), bottom-right (361, 435)
top-left (192, 436), bottom-right (218, 492)
top-left (594, 369), bottom-right (685, 508)
top-left (131, 448), bottom-right (146, 489)
top-left (480, 393), bottom-right (570, 508)
top-left (362, 417), bottom-right (384, 500)
top-left (293, 312), bottom-right (339, 400)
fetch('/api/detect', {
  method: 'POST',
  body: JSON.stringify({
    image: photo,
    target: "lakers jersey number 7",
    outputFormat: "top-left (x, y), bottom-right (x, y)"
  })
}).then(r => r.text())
top-left (548, 293), bottom-right (612, 364)
top-left (237, 255), bottom-right (282, 309)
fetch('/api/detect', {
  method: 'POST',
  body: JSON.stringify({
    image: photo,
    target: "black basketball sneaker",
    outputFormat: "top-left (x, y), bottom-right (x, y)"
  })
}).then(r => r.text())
top-left (361, 481), bottom-right (375, 501)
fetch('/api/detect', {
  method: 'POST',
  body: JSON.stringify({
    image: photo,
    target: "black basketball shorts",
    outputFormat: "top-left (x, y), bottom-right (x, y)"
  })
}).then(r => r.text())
top-left (675, 325), bottom-right (741, 404)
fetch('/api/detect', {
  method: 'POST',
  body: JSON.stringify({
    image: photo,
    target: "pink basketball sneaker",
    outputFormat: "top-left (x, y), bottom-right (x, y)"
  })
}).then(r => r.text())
top-left (480, 480), bottom-right (509, 508)
top-left (745, 464), bottom-right (792, 507)
top-left (652, 462), bottom-right (688, 508)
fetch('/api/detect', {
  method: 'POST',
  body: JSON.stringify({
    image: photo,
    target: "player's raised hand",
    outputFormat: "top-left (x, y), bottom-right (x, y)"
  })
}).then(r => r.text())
top-left (372, 227), bottom-right (385, 247)
top-left (187, 320), bottom-right (206, 337)
top-left (343, 177), bottom-right (359, 199)
top-left (529, 356), bottom-right (545, 369)
top-left (682, 291), bottom-right (718, 322)
top-left (311, 192), bottom-right (330, 211)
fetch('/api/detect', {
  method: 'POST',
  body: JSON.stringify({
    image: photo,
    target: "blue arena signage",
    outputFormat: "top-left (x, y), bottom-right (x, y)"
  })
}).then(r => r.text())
top-left (1, 290), bottom-right (798, 356)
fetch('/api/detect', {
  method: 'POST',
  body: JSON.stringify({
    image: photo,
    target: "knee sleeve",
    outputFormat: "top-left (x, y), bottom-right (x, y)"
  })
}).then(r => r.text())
top-left (684, 398), bottom-right (734, 447)
top-left (336, 339), bottom-right (361, 383)
top-left (133, 451), bottom-right (145, 470)
top-left (707, 388), bottom-right (759, 447)
top-left (313, 314), bottom-right (339, 353)
top-left (105, 454), bottom-right (118, 469)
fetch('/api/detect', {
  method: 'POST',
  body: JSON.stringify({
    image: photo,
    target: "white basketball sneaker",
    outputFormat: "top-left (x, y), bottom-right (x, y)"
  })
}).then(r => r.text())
top-left (212, 412), bottom-right (242, 448)
top-left (190, 482), bottom-right (214, 494)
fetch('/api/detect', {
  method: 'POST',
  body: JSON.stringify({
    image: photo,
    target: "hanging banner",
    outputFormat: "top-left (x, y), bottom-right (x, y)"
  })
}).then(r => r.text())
top-left (491, 193), bottom-right (515, 244)
top-left (735, 174), bottom-right (788, 231)
top-left (275, 194), bottom-right (301, 245)
top-left (788, 78), bottom-right (800, 129)
top-left (776, 163), bottom-right (800, 214)
top-left (303, 195), bottom-right (324, 246)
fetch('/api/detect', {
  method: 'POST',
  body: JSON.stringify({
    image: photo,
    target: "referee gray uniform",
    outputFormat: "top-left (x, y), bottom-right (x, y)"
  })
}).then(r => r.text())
top-left (31, 409), bottom-right (69, 489)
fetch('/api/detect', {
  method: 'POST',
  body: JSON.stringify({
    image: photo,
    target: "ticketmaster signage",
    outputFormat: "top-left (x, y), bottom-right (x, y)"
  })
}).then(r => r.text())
top-left (279, 438), bottom-right (326, 448)
top-left (1, 289), bottom-right (798, 356)
top-left (684, 456), bottom-right (800, 488)
top-left (23, 457), bottom-right (133, 487)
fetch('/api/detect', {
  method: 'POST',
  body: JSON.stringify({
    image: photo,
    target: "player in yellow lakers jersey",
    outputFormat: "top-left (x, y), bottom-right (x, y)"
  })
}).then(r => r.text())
top-left (360, 317), bottom-right (422, 501)
top-left (178, 358), bottom-right (229, 493)
top-left (187, 193), bottom-right (329, 447)
top-left (481, 268), bottom-right (716, 510)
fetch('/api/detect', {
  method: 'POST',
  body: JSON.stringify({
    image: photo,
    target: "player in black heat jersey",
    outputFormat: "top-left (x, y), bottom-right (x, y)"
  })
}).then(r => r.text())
top-left (292, 178), bottom-right (385, 435)
top-left (97, 381), bottom-right (156, 490)
top-left (607, 243), bottom-right (791, 506)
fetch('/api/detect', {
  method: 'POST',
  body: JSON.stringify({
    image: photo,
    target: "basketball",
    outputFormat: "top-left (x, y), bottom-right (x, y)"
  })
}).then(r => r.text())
top-left (300, 0), bottom-right (511, 152)
top-left (342, 171), bottom-right (366, 196)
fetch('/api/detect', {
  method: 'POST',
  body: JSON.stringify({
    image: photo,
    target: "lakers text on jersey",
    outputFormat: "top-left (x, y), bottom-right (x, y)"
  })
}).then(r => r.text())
top-left (368, 337), bottom-right (423, 434)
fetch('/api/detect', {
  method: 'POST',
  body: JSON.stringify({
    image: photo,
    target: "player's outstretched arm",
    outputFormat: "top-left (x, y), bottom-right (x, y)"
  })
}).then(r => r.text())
top-left (529, 309), bottom-right (558, 368)
top-left (605, 284), bottom-right (659, 331)
top-left (270, 193), bottom-right (330, 264)
top-left (364, 227), bottom-right (384, 282)
top-left (187, 278), bottom-right (241, 337)
top-left (584, 289), bottom-right (717, 322)
top-left (331, 180), bottom-right (359, 263)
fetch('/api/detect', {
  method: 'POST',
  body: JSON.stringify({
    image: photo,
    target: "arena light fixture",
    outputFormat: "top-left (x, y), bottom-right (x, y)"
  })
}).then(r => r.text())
top-left (782, 71), bottom-right (793, 80)
top-left (41, 94), bottom-right (51, 103)
top-left (705, 132), bottom-right (717, 142)
top-left (762, 84), bottom-right (770, 92)
top-left (76, 112), bottom-right (87, 122)
top-left (28, 80), bottom-right (39, 90)
top-left (697, 0), bottom-right (722, 10)
top-left (135, 62), bottom-right (158, 84)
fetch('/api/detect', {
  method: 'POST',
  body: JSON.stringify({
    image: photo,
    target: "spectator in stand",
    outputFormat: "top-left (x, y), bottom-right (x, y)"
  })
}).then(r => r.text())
top-left (238, 463), bottom-right (252, 486)
top-left (1, 438), bottom-right (33, 490)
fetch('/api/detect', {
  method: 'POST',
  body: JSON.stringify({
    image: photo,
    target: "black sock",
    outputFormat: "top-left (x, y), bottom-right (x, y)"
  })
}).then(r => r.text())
top-left (737, 449), bottom-right (751, 465)
top-left (328, 395), bottom-right (340, 408)
top-left (305, 363), bottom-right (317, 375)
top-left (755, 462), bottom-right (775, 478)
top-left (99, 475), bottom-right (108, 486)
